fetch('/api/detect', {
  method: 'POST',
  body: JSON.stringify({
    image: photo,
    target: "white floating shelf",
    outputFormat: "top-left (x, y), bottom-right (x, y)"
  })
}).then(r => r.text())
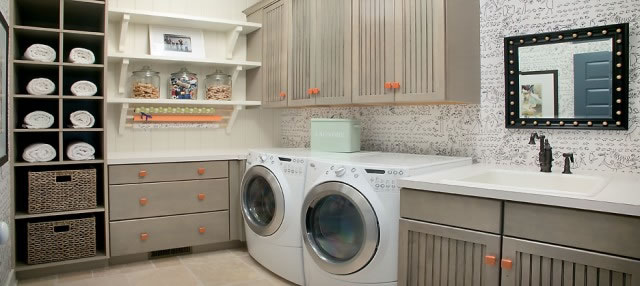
top-left (108, 8), bottom-right (261, 34)
top-left (107, 53), bottom-right (261, 69)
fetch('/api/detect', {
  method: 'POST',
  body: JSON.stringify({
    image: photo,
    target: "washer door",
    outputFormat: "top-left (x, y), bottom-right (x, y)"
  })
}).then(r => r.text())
top-left (241, 166), bottom-right (285, 236)
top-left (302, 182), bottom-right (379, 275)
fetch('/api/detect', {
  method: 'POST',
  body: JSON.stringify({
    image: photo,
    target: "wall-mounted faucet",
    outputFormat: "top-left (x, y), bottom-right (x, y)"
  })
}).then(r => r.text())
top-left (563, 153), bottom-right (575, 174)
top-left (529, 132), bottom-right (553, 172)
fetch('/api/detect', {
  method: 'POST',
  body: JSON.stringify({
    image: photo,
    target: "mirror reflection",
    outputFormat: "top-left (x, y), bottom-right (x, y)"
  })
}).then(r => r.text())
top-left (518, 38), bottom-right (612, 119)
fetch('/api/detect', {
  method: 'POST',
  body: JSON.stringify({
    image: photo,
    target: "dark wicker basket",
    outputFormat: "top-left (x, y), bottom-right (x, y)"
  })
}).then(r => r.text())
top-left (26, 216), bottom-right (97, 264)
top-left (27, 169), bottom-right (97, 214)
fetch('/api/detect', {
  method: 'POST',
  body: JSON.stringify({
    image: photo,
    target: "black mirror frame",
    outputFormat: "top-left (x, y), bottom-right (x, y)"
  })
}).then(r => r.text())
top-left (504, 23), bottom-right (629, 130)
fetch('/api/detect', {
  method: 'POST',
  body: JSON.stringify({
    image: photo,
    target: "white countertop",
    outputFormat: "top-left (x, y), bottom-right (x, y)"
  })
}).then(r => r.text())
top-left (108, 149), bottom-right (249, 165)
top-left (398, 164), bottom-right (640, 217)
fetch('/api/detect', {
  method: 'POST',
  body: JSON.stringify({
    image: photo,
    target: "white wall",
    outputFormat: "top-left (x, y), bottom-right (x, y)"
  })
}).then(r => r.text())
top-left (106, 0), bottom-right (280, 153)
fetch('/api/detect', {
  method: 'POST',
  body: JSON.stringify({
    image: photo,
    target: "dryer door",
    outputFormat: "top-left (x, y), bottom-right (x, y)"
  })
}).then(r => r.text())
top-left (302, 182), bottom-right (379, 275)
top-left (241, 166), bottom-right (285, 236)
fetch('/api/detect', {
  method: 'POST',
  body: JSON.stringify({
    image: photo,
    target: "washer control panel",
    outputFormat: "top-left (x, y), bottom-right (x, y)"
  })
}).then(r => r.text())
top-left (280, 157), bottom-right (305, 176)
top-left (322, 164), bottom-right (407, 192)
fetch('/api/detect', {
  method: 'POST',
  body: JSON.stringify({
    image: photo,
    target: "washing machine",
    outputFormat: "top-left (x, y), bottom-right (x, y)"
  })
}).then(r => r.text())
top-left (301, 153), bottom-right (472, 286)
top-left (241, 148), bottom-right (376, 285)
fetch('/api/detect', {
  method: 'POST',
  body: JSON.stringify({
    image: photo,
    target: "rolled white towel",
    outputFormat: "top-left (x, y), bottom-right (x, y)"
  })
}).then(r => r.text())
top-left (70, 111), bottom-right (95, 128)
top-left (68, 48), bottom-right (95, 64)
top-left (22, 143), bottom-right (57, 163)
top-left (24, 44), bottom-right (56, 62)
top-left (70, 80), bottom-right (98, 96)
top-left (66, 141), bottom-right (95, 161)
top-left (23, 111), bottom-right (55, 129)
top-left (26, 78), bottom-right (56, 95)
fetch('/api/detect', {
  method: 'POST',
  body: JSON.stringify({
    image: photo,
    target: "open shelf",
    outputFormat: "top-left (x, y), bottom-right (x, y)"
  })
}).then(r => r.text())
top-left (63, 132), bottom-right (103, 161)
top-left (63, 99), bottom-right (103, 128)
top-left (14, 0), bottom-right (60, 29)
top-left (107, 53), bottom-right (260, 69)
top-left (63, 32), bottom-right (104, 64)
top-left (107, 97), bottom-right (261, 106)
top-left (13, 28), bottom-right (60, 61)
top-left (14, 160), bottom-right (104, 167)
top-left (62, 65), bottom-right (104, 96)
top-left (12, 64), bottom-right (60, 95)
top-left (15, 207), bottom-right (105, 220)
top-left (14, 98), bottom-right (59, 129)
top-left (64, 0), bottom-right (105, 32)
top-left (15, 252), bottom-right (108, 272)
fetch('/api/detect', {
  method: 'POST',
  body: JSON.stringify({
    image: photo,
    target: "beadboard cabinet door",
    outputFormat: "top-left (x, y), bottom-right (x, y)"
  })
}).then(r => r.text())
top-left (262, 0), bottom-right (289, 108)
top-left (287, 0), bottom-right (314, 106)
top-left (352, 0), bottom-right (396, 104)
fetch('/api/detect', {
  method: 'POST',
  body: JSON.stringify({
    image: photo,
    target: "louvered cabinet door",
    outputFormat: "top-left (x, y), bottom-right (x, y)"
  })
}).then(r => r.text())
top-left (262, 0), bottom-right (289, 108)
top-left (393, 0), bottom-right (445, 102)
top-left (398, 219), bottom-right (501, 286)
top-left (501, 237), bottom-right (640, 286)
top-left (352, 0), bottom-right (396, 103)
top-left (312, 0), bottom-right (352, 105)
top-left (287, 0), bottom-right (314, 106)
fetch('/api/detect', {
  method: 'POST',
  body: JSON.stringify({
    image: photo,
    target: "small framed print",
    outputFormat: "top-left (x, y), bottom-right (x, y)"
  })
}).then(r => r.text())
top-left (519, 70), bottom-right (559, 118)
top-left (149, 25), bottom-right (205, 58)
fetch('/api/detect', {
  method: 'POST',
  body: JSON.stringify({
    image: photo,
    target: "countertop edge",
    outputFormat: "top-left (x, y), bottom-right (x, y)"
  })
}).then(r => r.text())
top-left (107, 151), bottom-right (249, 165)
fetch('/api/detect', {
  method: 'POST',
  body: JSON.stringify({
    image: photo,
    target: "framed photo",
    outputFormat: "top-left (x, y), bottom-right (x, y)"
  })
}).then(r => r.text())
top-left (0, 12), bottom-right (7, 166)
top-left (149, 25), bottom-right (205, 58)
top-left (519, 70), bottom-right (559, 118)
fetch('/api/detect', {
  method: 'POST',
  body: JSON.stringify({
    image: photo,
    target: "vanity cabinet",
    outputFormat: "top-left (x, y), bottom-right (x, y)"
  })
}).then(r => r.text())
top-left (398, 189), bottom-right (640, 286)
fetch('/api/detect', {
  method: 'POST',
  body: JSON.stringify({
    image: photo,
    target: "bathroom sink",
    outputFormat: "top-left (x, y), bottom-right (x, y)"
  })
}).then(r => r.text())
top-left (445, 169), bottom-right (608, 197)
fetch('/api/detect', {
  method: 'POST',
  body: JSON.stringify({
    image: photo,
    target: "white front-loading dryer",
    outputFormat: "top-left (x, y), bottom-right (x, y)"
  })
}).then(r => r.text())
top-left (301, 153), bottom-right (472, 286)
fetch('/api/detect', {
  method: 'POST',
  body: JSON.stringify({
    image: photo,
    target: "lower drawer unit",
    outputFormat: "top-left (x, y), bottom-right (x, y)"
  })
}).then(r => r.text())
top-left (109, 211), bottom-right (229, 256)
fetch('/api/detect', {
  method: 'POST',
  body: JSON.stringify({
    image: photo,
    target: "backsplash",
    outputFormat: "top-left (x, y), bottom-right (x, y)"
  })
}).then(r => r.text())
top-left (281, 0), bottom-right (640, 174)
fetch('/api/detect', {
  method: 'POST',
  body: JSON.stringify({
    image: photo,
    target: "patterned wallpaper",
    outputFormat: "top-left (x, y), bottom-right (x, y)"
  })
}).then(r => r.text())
top-left (0, 0), bottom-right (12, 284)
top-left (281, 0), bottom-right (640, 174)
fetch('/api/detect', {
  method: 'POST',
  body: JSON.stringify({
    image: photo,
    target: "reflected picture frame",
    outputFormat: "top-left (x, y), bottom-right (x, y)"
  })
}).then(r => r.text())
top-left (0, 12), bottom-right (7, 166)
top-left (519, 71), bottom-right (558, 118)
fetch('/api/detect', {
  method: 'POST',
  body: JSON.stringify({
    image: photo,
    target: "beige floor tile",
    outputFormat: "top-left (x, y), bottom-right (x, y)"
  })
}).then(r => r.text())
top-left (17, 278), bottom-right (56, 286)
top-left (59, 273), bottom-right (130, 286)
top-left (150, 256), bottom-right (182, 269)
top-left (237, 255), bottom-right (297, 286)
top-left (228, 279), bottom-right (278, 286)
top-left (56, 271), bottom-right (93, 283)
top-left (126, 265), bottom-right (200, 286)
top-left (184, 256), bottom-right (264, 286)
top-left (226, 247), bottom-right (250, 257)
top-left (109, 260), bottom-right (156, 274)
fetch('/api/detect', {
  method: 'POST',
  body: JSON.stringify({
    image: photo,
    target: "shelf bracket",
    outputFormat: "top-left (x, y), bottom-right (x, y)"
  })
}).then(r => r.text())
top-left (119, 14), bottom-right (130, 52)
top-left (225, 105), bottom-right (243, 134)
top-left (231, 66), bottom-right (243, 83)
top-left (226, 26), bottom-right (243, 59)
top-left (118, 103), bottom-right (129, 135)
top-left (118, 59), bottom-right (129, 95)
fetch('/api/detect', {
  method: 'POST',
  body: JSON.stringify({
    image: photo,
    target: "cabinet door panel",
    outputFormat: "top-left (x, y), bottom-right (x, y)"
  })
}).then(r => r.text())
top-left (288, 0), bottom-right (314, 106)
top-left (501, 237), bottom-right (640, 286)
top-left (352, 0), bottom-right (395, 103)
top-left (398, 219), bottom-right (501, 286)
top-left (263, 0), bottom-right (288, 107)
top-left (394, 0), bottom-right (445, 102)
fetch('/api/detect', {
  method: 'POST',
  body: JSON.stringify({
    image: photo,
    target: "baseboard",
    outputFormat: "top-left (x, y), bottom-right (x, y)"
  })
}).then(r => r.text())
top-left (2, 270), bottom-right (16, 286)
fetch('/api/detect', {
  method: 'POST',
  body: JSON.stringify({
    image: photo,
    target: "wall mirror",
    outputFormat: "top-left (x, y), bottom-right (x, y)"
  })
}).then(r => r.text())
top-left (504, 24), bottom-right (629, 130)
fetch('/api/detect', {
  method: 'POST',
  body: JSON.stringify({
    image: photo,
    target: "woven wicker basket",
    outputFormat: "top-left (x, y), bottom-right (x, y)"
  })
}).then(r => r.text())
top-left (26, 216), bottom-right (97, 264)
top-left (27, 169), bottom-right (97, 214)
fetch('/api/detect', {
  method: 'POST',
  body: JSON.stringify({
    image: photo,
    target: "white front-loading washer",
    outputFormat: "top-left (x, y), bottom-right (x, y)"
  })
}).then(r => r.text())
top-left (301, 153), bottom-right (472, 286)
top-left (241, 148), bottom-right (376, 285)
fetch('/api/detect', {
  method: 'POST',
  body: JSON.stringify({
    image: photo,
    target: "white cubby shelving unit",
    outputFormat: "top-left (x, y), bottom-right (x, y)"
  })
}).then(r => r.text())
top-left (107, 7), bottom-right (262, 134)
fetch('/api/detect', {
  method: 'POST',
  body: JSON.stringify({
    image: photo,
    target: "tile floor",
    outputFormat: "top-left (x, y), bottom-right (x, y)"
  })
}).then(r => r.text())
top-left (19, 247), bottom-right (296, 286)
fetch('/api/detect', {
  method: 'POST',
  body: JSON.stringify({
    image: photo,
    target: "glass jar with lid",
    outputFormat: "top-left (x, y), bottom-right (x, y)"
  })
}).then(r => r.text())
top-left (205, 70), bottom-right (232, 101)
top-left (131, 66), bottom-right (160, 99)
top-left (169, 67), bottom-right (198, 100)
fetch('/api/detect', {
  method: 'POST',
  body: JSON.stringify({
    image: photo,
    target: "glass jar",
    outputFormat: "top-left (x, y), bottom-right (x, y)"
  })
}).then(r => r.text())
top-left (131, 66), bottom-right (160, 99)
top-left (169, 67), bottom-right (198, 100)
top-left (205, 70), bottom-right (232, 101)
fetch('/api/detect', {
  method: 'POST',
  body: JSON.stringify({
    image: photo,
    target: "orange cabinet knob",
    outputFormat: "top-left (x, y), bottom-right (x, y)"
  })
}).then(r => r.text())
top-left (279, 92), bottom-right (287, 98)
top-left (501, 259), bottom-right (513, 270)
top-left (313, 88), bottom-right (320, 94)
top-left (197, 168), bottom-right (206, 175)
top-left (384, 82), bottom-right (392, 89)
top-left (139, 197), bottom-right (148, 206)
top-left (140, 233), bottom-right (149, 241)
top-left (138, 170), bottom-right (147, 177)
top-left (391, 82), bottom-right (400, 89)
top-left (307, 88), bottom-right (314, 95)
top-left (484, 255), bottom-right (496, 265)
top-left (197, 193), bottom-right (206, 200)
top-left (198, 227), bottom-right (206, 234)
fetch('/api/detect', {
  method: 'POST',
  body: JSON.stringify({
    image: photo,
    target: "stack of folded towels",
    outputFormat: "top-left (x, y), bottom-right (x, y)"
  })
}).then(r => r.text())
top-left (69, 111), bottom-right (95, 128)
top-left (66, 142), bottom-right (95, 161)
top-left (23, 111), bottom-right (55, 129)
top-left (23, 143), bottom-right (56, 162)
top-left (26, 78), bottom-right (55, 95)
top-left (24, 44), bottom-right (56, 62)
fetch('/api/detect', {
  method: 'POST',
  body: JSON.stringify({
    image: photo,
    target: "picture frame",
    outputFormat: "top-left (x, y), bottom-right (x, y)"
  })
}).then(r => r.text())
top-left (0, 12), bottom-right (8, 166)
top-left (518, 70), bottom-right (559, 118)
top-left (149, 25), bottom-right (205, 58)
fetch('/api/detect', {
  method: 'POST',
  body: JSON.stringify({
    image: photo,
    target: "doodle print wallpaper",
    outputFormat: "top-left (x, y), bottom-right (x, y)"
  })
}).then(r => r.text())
top-left (281, 0), bottom-right (640, 174)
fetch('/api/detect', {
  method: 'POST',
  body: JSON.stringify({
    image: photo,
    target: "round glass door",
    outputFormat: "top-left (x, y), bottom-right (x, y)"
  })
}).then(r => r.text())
top-left (241, 166), bottom-right (285, 236)
top-left (302, 182), bottom-right (379, 275)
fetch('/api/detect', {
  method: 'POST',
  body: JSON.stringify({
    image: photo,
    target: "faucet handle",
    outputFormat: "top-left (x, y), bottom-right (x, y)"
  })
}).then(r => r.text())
top-left (528, 132), bottom-right (539, 145)
top-left (563, 153), bottom-right (574, 162)
top-left (562, 153), bottom-right (574, 174)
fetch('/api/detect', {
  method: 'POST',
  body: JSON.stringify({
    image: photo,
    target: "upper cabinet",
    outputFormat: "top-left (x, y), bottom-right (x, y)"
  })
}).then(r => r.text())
top-left (244, 0), bottom-right (479, 107)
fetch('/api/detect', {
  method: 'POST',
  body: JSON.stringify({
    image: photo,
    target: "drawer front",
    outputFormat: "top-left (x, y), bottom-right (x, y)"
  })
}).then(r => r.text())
top-left (504, 202), bottom-right (640, 260)
top-left (108, 161), bottom-right (228, 184)
top-left (110, 211), bottom-right (229, 257)
top-left (109, 179), bottom-right (229, 221)
top-left (400, 189), bottom-right (502, 234)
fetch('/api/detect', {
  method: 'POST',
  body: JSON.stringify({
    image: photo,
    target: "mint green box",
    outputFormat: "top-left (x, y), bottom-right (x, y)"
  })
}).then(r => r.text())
top-left (310, 118), bottom-right (361, 153)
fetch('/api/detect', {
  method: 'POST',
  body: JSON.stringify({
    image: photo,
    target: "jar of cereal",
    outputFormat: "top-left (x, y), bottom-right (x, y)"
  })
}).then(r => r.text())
top-left (169, 67), bottom-right (198, 100)
top-left (205, 70), bottom-right (232, 101)
top-left (131, 66), bottom-right (160, 99)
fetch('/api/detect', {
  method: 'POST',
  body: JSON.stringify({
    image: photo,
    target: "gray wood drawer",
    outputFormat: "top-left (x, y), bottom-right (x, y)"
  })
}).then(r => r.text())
top-left (504, 202), bottom-right (640, 259)
top-left (110, 211), bottom-right (230, 257)
top-left (108, 161), bottom-right (228, 185)
top-left (400, 189), bottom-right (502, 234)
top-left (109, 179), bottom-right (229, 221)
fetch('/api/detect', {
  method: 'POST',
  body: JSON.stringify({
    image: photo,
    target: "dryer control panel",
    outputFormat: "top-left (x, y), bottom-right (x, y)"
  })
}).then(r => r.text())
top-left (279, 157), bottom-right (306, 176)
top-left (364, 168), bottom-right (406, 192)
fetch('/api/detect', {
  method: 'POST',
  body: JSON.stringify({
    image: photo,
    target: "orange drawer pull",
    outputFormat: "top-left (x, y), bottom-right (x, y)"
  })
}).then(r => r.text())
top-left (197, 193), bottom-right (206, 200)
top-left (391, 82), bottom-right (400, 89)
top-left (484, 255), bottom-right (496, 265)
top-left (139, 197), bottom-right (148, 206)
top-left (199, 227), bottom-right (206, 234)
top-left (307, 88), bottom-right (313, 95)
top-left (197, 168), bottom-right (206, 175)
top-left (140, 233), bottom-right (149, 241)
top-left (313, 88), bottom-right (320, 94)
top-left (501, 259), bottom-right (513, 270)
top-left (279, 92), bottom-right (287, 98)
top-left (138, 170), bottom-right (147, 177)
top-left (384, 82), bottom-right (392, 89)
